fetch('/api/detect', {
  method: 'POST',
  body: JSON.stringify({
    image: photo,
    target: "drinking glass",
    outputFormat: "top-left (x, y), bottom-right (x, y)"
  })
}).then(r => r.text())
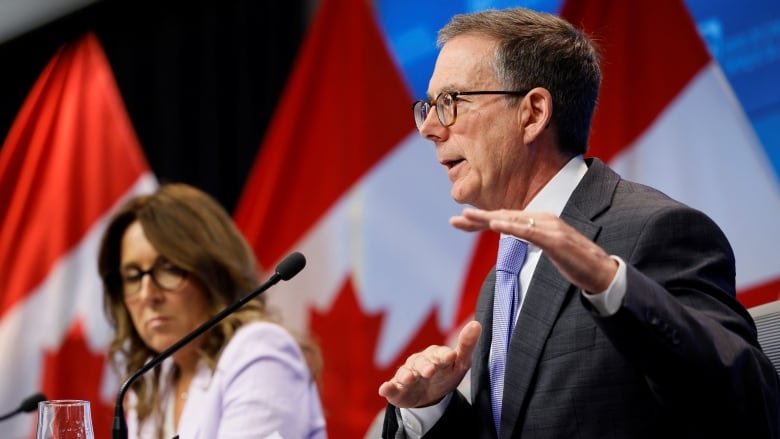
top-left (36, 400), bottom-right (94, 439)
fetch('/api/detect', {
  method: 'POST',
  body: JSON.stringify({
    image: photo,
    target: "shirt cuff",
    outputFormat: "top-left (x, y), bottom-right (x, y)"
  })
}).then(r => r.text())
top-left (399, 392), bottom-right (453, 438)
top-left (582, 256), bottom-right (626, 316)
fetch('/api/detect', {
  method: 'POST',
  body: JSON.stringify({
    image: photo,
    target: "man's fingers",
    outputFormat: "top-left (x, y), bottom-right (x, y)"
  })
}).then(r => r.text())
top-left (377, 364), bottom-right (419, 404)
top-left (456, 321), bottom-right (482, 358)
top-left (378, 380), bottom-right (412, 407)
top-left (378, 326), bottom-right (482, 407)
top-left (395, 362), bottom-right (422, 385)
top-left (378, 381), bottom-right (398, 399)
top-left (407, 346), bottom-right (456, 378)
top-left (451, 208), bottom-right (495, 232)
top-left (450, 215), bottom-right (484, 232)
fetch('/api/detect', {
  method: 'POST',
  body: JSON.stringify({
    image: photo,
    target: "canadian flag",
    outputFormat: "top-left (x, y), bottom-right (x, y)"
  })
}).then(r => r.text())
top-left (560, 0), bottom-right (780, 306)
top-left (0, 33), bottom-right (156, 438)
top-left (234, 0), bottom-right (497, 436)
top-left (235, 0), bottom-right (780, 438)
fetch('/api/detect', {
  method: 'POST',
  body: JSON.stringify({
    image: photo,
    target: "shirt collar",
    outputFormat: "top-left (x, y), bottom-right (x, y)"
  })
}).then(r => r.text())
top-left (524, 155), bottom-right (587, 216)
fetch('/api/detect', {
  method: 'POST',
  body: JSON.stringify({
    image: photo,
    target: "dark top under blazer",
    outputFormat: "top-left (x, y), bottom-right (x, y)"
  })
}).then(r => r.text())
top-left (383, 158), bottom-right (780, 439)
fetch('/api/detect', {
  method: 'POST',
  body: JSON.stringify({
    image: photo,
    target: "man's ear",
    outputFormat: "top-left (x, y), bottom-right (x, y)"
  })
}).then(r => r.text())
top-left (519, 87), bottom-right (553, 144)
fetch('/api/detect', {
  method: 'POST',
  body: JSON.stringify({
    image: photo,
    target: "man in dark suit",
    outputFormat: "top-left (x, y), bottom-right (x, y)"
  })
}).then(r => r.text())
top-left (378, 7), bottom-right (780, 438)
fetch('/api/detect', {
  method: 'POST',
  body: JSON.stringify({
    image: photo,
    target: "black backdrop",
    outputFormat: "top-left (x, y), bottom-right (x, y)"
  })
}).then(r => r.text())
top-left (0, 0), bottom-right (312, 212)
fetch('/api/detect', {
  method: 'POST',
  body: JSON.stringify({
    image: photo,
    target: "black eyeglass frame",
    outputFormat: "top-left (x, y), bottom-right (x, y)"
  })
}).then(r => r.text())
top-left (109, 259), bottom-right (189, 301)
top-left (412, 90), bottom-right (529, 129)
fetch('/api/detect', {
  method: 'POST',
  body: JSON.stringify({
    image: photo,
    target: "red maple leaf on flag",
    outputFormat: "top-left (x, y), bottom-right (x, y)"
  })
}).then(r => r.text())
top-left (40, 319), bottom-right (113, 438)
top-left (311, 277), bottom-right (450, 438)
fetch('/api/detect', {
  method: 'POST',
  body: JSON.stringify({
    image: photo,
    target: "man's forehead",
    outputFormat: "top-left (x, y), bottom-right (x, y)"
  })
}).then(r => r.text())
top-left (427, 37), bottom-right (499, 97)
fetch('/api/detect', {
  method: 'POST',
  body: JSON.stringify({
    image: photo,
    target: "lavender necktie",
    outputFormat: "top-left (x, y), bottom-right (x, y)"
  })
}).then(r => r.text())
top-left (489, 237), bottom-right (528, 436)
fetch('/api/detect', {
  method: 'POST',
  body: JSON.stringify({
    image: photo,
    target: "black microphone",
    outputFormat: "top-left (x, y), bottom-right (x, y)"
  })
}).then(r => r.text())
top-left (112, 251), bottom-right (306, 439)
top-left (0, 392), bottom-right (47, 421)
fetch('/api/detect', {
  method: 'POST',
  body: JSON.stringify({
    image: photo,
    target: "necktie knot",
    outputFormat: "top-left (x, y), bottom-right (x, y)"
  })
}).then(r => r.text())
top-left (497, 237), bottom-right (527, 275)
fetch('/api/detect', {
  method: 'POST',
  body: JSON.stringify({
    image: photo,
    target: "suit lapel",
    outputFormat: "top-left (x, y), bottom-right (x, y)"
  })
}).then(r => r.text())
top-left (492, 158), bottom-right (619, 438)
top-left (473, 269), bottom-right (497, 436)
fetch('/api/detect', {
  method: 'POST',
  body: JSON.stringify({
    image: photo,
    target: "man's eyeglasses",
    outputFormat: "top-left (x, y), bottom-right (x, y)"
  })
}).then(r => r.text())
top-left (412, 90), bottom-right (529, 130)
top-left (115, 259), bottom-right (188, 301)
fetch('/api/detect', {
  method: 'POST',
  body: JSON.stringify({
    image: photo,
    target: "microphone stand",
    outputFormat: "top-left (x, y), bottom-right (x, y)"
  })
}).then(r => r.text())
top-left (0, 392), bottom-right (47, 421)
top-left (112, 252), bottom-right (305, 439)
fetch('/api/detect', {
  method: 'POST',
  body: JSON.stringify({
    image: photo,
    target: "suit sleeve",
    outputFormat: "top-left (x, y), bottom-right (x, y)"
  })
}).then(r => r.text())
top-left (587, 204), bottom-right (780, 437)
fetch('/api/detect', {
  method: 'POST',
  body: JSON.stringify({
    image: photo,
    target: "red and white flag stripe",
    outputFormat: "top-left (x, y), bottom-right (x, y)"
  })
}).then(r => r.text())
top-left (0, 33), bottom-right (155, 438)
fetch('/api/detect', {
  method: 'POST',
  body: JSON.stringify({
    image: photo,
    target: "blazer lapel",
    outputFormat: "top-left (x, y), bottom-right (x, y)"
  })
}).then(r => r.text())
top-left (177, 361), bottom-right (212, 438)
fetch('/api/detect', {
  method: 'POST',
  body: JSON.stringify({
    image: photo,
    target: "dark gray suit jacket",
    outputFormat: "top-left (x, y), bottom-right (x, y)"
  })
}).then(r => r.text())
top-left (384, 158), bottom-right (780, 438)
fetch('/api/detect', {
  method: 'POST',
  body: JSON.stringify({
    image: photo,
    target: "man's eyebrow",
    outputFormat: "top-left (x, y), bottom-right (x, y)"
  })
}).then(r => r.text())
top-left (426, 86), bottom-right (459, 100)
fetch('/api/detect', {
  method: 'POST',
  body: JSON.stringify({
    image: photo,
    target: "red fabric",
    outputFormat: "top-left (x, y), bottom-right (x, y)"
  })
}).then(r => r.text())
top-left (233, 0), bottom-right (414, 435)
top-left (738, 278), bottom-right (780, 309)
top-left (234, 0), bottom-right (412, 271)
top-left (561, 0), bottom-right (710, 162)
top-left (0, 32), bottom-right (150, 438)
top-left (0, 33), bottom-right (149, 319)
